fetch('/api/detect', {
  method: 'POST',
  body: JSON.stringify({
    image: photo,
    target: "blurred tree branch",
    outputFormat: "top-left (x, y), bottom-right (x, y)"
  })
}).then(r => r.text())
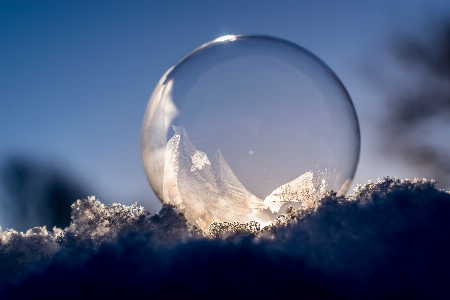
top-left (0, 156), bottom-right (89, 231)
top-left (381, 20), bottom-right (450, 188)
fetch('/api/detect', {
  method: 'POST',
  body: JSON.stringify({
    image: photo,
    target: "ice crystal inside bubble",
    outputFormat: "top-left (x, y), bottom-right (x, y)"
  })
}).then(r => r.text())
top-left (142, 35), bottom-right (360, 231)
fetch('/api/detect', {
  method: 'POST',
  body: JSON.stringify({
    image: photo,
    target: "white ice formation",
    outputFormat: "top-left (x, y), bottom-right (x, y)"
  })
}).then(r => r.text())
top-left (263, 172), bottom-right (316, 213)
top-left (163, 125), bottom-right (320, 232)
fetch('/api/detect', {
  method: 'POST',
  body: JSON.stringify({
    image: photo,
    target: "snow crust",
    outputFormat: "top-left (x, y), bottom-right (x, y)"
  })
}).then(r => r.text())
top-left (0, 178), bottom-right (449, 298)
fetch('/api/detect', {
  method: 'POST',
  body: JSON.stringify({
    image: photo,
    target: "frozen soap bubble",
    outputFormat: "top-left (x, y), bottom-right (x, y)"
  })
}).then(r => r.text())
top-left (142, 35), bottom-right (360, 232)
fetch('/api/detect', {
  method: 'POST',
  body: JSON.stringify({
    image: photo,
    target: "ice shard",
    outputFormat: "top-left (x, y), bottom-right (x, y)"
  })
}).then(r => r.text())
top-left (263, 172), bottom-right (317, 213)
top-left (163, 125), bottom-right (319, 232)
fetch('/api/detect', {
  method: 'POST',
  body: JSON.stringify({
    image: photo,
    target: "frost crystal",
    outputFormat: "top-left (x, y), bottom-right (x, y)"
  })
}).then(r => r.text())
top-left (190, 150), bottom-right (211, 172)
top-left (163, 125), bottom-right (322, 231)
top-left (264, 171), bottom-right (317, 213)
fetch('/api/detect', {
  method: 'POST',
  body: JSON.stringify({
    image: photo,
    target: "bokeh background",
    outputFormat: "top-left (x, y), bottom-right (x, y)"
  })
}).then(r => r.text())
top-left (1, 0), bottom-right (450, 230)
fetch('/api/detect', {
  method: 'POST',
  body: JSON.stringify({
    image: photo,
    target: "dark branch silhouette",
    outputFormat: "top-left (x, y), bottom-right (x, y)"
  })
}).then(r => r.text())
top-left (381, 20), bottom-right (450, 188)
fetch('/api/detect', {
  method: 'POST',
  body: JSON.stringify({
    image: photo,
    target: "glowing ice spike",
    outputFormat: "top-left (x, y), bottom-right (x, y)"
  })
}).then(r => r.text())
top-left (211, 150), bottom-right (266, 215)
top-left (163, 126), bottom-right (270, 231)
top-left (163, 134), bottom-right (181, 206)
top-left (163, 125), bottom-right (320, 231)
top-left (264, 172), bottom-right (317, 213)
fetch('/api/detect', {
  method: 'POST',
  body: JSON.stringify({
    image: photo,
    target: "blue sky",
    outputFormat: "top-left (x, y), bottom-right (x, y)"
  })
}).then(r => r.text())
top-left (1, 0), bottom-right (449, 220)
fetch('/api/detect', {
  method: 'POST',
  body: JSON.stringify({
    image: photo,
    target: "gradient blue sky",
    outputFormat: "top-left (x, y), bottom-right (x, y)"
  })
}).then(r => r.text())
top-left (1, 0), bottom-right (450, 221)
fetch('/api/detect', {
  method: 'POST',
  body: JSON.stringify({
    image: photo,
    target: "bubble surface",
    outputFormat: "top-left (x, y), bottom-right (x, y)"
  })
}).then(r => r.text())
top-left (142, 35), bottom-right (360, 231)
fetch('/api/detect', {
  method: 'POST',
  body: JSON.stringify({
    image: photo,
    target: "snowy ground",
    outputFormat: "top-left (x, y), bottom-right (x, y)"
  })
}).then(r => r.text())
top-left (0, 178), bottom-right (449, 298)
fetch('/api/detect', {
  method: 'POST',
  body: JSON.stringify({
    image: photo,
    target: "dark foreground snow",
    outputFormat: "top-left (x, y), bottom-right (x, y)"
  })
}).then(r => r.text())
top-left (0, 178), bottom-right (449, 299)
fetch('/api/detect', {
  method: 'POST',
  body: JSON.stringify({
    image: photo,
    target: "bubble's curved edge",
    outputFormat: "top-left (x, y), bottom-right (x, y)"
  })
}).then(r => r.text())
top-left (142, 34), bottom-right (361, 203)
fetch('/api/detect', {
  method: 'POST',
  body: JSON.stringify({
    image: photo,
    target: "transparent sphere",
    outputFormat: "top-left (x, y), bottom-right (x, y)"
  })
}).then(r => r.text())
top-left (142, 35), bottom-right (360, 231)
